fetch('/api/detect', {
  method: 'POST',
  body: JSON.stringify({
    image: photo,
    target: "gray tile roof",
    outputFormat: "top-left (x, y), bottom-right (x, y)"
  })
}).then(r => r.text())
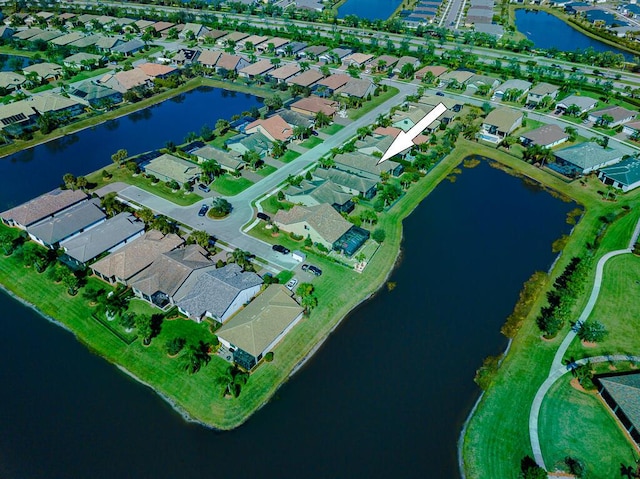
top-left (174, 263), bottom-right (263, 320)
top-left (519, 124), bottom-right (568, 147)
top-left (61, 212), bottom-right (144, 264)
top-left (27, 200), bottom-right (105, 246)
top-left (554, 142), bottom-right (624, 170)
top-left (274, 203), bottom-right (352, 244)
top-left (1, 188), bottom-right (88, 228)
top-left (313, 168), bottom-right (377, 195)
top-left (599, 373), bottom-right (640, 435)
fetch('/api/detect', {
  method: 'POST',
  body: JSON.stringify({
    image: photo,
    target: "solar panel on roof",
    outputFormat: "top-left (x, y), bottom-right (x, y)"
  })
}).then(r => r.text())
top-left (1, 113), bottom-right (27, 125)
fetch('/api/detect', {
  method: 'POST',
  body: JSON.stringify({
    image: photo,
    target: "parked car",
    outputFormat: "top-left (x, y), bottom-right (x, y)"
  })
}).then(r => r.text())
top-left (302, 264), bottom-right (322, 276)
top-left (436, 91), bottom-right (445, 96)
top-left (257, 212), bottom-right (271, 221)
top-left (198, 204), bottom-right (209, 217)
top-left (198, 183), bottom-right (210, 193)
top-left (285, 278), bottom-right (298, 291)
top-left (272, 244), bottom-right (290, 255)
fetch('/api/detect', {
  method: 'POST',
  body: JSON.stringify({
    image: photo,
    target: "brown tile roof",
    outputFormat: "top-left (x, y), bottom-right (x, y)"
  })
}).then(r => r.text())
top-left (290, 96), bottom-right (338, 116)
top-left (370, 55), bottom-right (399, 69)
top-left (152, 21), bottom-right (174, 33)
top-left (239, 59), bottom-right (275, 77)
top-left (198, 49), bottom-right (222, 67)
top-left (245, 114), bottom-right (293, 142)
top-left (274, 204), bottom-right (352, 244)
top-left (415, 65), bottom-right (448, 78)
top-left (1, 188), bottom-right (88, 228)
top-left (269, 63), bottom-right (301, 80)
top-left (220, 31), bottom-right (249, 44)
top-left (91, 230), bottom-right (184, 282)
top-left (373, 126), bottom-right (402, 138)
top-left (287, 69), bottom-right (323, 87)
top-left (137, 62), bottom-right (177, 77)
top-left (316, 73), bottom-right (350, 90)
top-left (113, 68), bottom-right (152, 90)
top-left (215, 53), bottom-right (246, 71)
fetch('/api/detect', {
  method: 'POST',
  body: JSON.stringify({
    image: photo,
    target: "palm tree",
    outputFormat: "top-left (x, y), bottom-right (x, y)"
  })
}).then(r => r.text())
top-left (181, 341), bottom-right (211, 374)
top-left (227, 248), bottom-right (252, 271)
top-left (463, 123), bottom-right (480, 140)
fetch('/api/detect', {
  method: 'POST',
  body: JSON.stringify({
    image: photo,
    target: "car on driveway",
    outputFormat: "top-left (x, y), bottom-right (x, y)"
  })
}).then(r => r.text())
top-left (198, 204), bottom-right (209, 217)
top-left (285, 278), bottom-right (298, 291)
top-left (257, 212), bottom-right (271, 221)
top-left (198, 183), bottom-right (210, 193)
top-left (272, 244), bottom-right (290, 255)
top-left (302, 264), bottom-right (322, 276)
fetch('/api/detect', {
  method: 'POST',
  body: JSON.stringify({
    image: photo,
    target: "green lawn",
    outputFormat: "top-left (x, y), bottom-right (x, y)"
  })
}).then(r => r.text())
top-left (210, 174), bottom-right (253, 196)
top-left (539, 377), bottom-right (637, 477)
top-left (255, 164), bottom-right (277, 177)
top-left (64, 67), bottom-right (112, 84)
top-left (261, 195), bottom-right (292, 214)
top-left (29, 84), bottom-right (54, 93)
top-left (349, 86), bottom-right (400, 120)
top-left (300, 136), bottom-right (323, 149)
top-left (320, 124), bottom-right (344, 135)
top-left (279, 150), bottom-right (301, 163)
top-left (85, 164), bottom-right (203, 206)
top-left (208, 131), bottom-right (237, 150)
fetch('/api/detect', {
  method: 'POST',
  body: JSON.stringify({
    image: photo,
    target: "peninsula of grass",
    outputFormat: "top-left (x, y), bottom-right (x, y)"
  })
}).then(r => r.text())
top-left (210, 174), bottom-right (253, 196)
top-left (300, 136), bottom-right (323, 149)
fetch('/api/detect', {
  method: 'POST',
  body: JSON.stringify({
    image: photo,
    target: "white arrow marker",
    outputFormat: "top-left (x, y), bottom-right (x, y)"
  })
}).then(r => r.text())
top-left (378, 102), bottom-right (448, 164)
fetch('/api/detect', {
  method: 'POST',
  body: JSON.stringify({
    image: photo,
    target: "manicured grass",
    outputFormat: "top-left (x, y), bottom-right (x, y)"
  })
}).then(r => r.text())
top-left (279, 150), bottom-right (301, 163)
top-left (255, 164), bottom-right (277, 177)
top-left (85, 164), bottom-right (203, 206)
top-left (64, 67), bottom-right (112, 84)
top-left (300, 136), bottom-right (323, 149)
top-left (349, 86), bottom-right (400, 120)
top-left (320, 124), bottom-right (344, 135)
top-left (208, 131), bottom-right (237, 150)
top-left (210, 174), bottom-right (253, 196)
top-left (29, 84), bottom-right (54, 93)
top-left (261, 195), bottom-right (292, 214)
top-left (538, 377), bottom-right (637, 477)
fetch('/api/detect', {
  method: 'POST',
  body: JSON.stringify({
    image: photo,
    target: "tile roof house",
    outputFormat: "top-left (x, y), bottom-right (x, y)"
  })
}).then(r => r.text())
top-left (192, 145), bottom-right (245, 173)
top-left (595, 372), bottom-right (640, 446)
top-left (526, 82), bottom-right (560, 106)
top-left (23, 62), bottom-right (63, 82)
top-left (238, 59), bottom-right (275, 79)
top-left (110, 38), bottom-right (145, 56)
top-left (273, 203), bottom-right (354, 250)
top-left (519, 124), bottom-right (569, 148)
top-left (0, 99), bottom-right (39, 132)
top-left (256, 37), bottom-right (289, 53)
top-left (174, 263), bottom-right (263, 323)
top-left (130, 244), bottom-right (212, 308)
top-left (63, 52), bottom-right (103, 70)
top-left (284, 178), bottom-right (355, 213)
top-left (217, 284), bottom-right (304, 370)
top-left (197, 50), bottom-right (222, 68)
top-left (179, 22), bottom-right (209, 39)
top-left (556, 95), bottom-right (598, 114)
top-left (60, 212), bottom-right (145, 267)
top-left (588, 106), bottom-right (636, 127)
top-left (267, 63), bottom-right (302, 83)
top-left (68, 34), bottom-right (102, 49)
top-left (333, 152), bottom-right (403, 180)
top-left (337, 78), bottom-right (375, 98)
top-left (465, 73), bottom-right (500, 92)
top-left (622, 120), bottom-right (640, 137)
top-left (319, 48), bottom-right (353, 63)
top-left (277, 41), bottom-right (307, 57)
top-left (493, 79), bottom-right (532, 101)
top-left (369, 55), bottom-right (399, 72)
top-left (50, 31), bottom-right (85, 46)
top-left (313, 167), bottom-right (377, 199)
top-left (214, 53), bottom-right (250, 73)
top-left (142, 153), bottom-right (202, 184)
top-left (91, 230), bottom-right (183, 284)
top-left (481, 107), bottom-right (523, 142)
top-left (276, 108), bottom-right (313, 128)
top-left (137, 62), bottom-right (178, 79)
top-left (26, 93), bottom-right (84, 117)
top-left (1, 188), bottom-right (88, 229)
top-left (93, 36), bottom-right (125, 52)
top-left (439, 70), bottom-right (474, 85)
top-left (314, 73), bottom-right (351, 94)
top-left (0, 71), bottom-right (26, 91)
top-left (598, 158), bottom-right (640, 192)
top-left (415, 65), bottom-right (448, 81)
top-left (99, 68), bottom-right (152, 92)
top-left (290, 96), bottom-right (338, 117)
top-left (300, 45), bottom-right (329, 59)
top-left (26, 200), bottom-right (105, 248)
top-left (245, 114), bottom-right (293, 142)
top-left (69, 81), bottom-right (123, 107)
top-left (238, 34), bottom-right (268, 49)
top-left (342, 52), bottom-right (374, 68)
top-left (393, 55), bottom-right (420, 74)
top-left (553, 142), bottom-right (625, 174)
top-left (226, 132), bottom-right (271, 157)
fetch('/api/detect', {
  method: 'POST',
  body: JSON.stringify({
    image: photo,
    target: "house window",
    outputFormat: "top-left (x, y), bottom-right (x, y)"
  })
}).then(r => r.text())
top-left (304, 225), bottom-right (309, 230)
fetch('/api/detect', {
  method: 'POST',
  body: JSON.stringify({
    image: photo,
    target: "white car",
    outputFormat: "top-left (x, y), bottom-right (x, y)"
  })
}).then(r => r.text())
top-left (285, 278), bottom-right (298, 291)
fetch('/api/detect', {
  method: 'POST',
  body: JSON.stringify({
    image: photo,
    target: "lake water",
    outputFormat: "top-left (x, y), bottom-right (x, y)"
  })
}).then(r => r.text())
top-left (0, 86), bottom-right (262, 209)
top-left (0, 158), bottom-right (575, 478)
top-left (337, 0), bottom-right (402, 20)
top-left (515, 9), bottom-right (633, 60)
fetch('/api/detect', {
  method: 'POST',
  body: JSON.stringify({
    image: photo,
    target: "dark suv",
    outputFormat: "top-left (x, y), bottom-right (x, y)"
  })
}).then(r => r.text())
top-left (302, 264), bottom-right (322, 276)
top-left (272, 244), bottom-right (290, 255)
top-left (257, 212), bottom-right (271, 221)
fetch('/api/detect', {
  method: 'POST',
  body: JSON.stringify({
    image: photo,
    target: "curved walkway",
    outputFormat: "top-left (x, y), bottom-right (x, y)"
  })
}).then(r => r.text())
top-left (529, 216), bottom-right (640, 469)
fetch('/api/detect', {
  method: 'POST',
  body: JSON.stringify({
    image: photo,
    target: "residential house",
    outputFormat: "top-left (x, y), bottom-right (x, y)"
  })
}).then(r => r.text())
top-left (245, 115), bottom-right (293, 142)
top-left (622, 120), bottom-right (640, 137)
top-left (179, 22), bottom-right (209, 39)
top-left (93, 36), bottom-right (125, 53)
top-left (217, 284), bottom-right (304, 370)
top-left (493, 79), bottom-right (532, 101)
top-left (0, 71), bottom-right (26, 92)
top-left (226, 132), bottom-right (271, 157)
top-left (439, 70), bottom-right (474, 86)
top-left (393, 55), bottom-right (420, 75)
top-left (267, 63), bottom-right (302, 84)
top-left (526, 82), bottom-right (560, 106)
top-left (137, 62), bottom-right (178, 79)
top-left (313, 168), bottom-right (377, 199)
top-left (60, 212), bottom-right (145, 267)
top-left (319, 47), bottom-right (352, 63)
top-left (273, 203), bottom-right (354, 251)
top-left (197, 50), bottom-right (222, 70)
top-left (0, 26), bottom-right (14, 40)
top-left (27, 93), bottom-right (84, 118)
top-left (0, 100), bottom-right (39, 133)
top-left (49, 31), bottom-right (85, 46)
top-left (556, 95), bottom-right (598, 114)
top-left (12, 28), bottom-right (45, 41)
top-left (314, 73), bottom-right (351, 95)
top-left (287, 69), bottom-right (324, 88)
top-left (91, 230), bottom-right (183, 284)
top-left (276, 109), bottom-right (313, 128)
top-left (98, 69), bottom-right (153, 93)
top-left (69, 81), bottom-right (123, 108)
top-left (26, 200), bottom-right (105, 248)
top-left (277, 41), bottom-right (307, 57)
top-left (238, 59), bottom-right (275, 79)
top-left (465, 73), bottom-right (500, 93)
top-left (299, 45), bottom-right (329, 60)
top-left (393, 105), bottom-right (440, 133)
top-left (356, 135), bottom-right (395, 157)
top-left (215, 53), bottom-right (250, 74)
top-left (594, 372), bottom-right (640, 447)
top-left (519, 124), bottom-right (569, 148)
top-left (192, 145), bottom-right (245, 173)
top-left (151, 21), bottom-right (175, 36)
top-left (218, 31), bottom-right (249, 47)
top-left (290, 96), bottom-right (338, 117)
top-left (553, 142), bottom-right (625, 174)
top-left (173, 48), bottom-right (201, 65)
top-left (130, 244), bottom-right (212, 308)
top-left (161, 23), bottom-right (184, 39)
top-left (342, 52), bottom-right (374, 68)
top-left (333, 151), bottom-right (403, 180)
top-left (63, 52), bottom-right (102, 70)
top-left (141, 153), bottom-right (202, 184)
top-left (256, 37), bottom-right (289, 54)
top-left (480, 107), bottom-right (523, 142)
top-left (415, 65), bottom-right (447, 81)
top-left (23, 62), bottom-right (63, 83)
top-left (201, 29), bottom-right (228, 43)
top-left (598, 158), bottom-right (640, 192)
top-left (68, 34), bottom-right (102, 49)
top-left (174, 263), bottom-right (263, 323)
top-left (284, 179), bottom-right (355, 213)
top-left (237, 34), bottom-right (268, 50)
top-left (111, 38), bottom-right (145, 56)
top-left (369, 55), bottom-right (399, 73)
top-left (337, 78), bottom-right (375, 99)
top-left (588, 105), bottom-right (636, 127)
top-left (27, 31), bottom-right (64, 43)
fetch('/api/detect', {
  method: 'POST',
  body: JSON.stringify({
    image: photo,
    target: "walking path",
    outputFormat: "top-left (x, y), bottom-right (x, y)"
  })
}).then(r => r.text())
top-left (529, 216), bottom-right (640, 469)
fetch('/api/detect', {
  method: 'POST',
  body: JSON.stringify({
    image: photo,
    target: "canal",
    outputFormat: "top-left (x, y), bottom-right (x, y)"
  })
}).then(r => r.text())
top-left (0, 152), bottom-right (575, 477)
top-left (337, 0), bottom-right (402, 20)
top-left (0, 86), bottom-right (262, 209)
top-left (515, 9), bottom-right (634, 60)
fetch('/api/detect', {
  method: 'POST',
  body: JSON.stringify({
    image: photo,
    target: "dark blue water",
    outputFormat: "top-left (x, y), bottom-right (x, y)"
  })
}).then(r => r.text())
top-left (515, 9), bottom-right (633, 60)
top-left (337, 0), bottom-right (402, 20)
top-left (0, 86), bottom-right (261, 209)
top-left (0, 159), bottom-right (574, 478)
top-left (0, 54), bottom-right (31, 72)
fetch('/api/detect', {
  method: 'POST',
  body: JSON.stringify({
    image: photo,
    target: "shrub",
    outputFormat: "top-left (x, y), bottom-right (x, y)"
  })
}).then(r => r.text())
top-left (576, 320), bottom-right (608, 343)
top-left (165, 337), bottom-right (186, 356)
top-left (118, 312), bottom-right (136, 330)
top-left (265, 351), bottom-right (274, 362)
top-left (474, 355), bottom-right (501, 390)
top-left (372, 228), bottom-right (386, 243)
